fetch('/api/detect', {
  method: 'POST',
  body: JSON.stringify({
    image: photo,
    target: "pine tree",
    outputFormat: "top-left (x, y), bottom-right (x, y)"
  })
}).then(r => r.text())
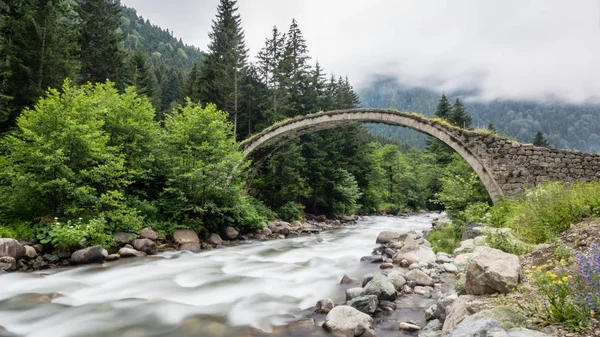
top-left (533, 131), bottom-right (550, 147)
top-left (79, 0), bottom-right (124, 84)
top-left (198, 0), bottom-right (248, 137)
top-left (123, 51), bottom-right (159, 106)
top-left (487, 122), bottom-right (496, 133)
top-left (280, 19), bottom-right (311, 117)
top-left (434, 93), bottom-right (451, 119)
top-left (448, 98), bottom-right (472, 128)
top-left (257, 26), bottom-right (286, 123)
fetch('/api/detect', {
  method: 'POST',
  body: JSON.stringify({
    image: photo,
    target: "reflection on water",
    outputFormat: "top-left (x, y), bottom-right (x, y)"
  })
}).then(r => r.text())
top-left (0, 214), bottom-right (438, 337)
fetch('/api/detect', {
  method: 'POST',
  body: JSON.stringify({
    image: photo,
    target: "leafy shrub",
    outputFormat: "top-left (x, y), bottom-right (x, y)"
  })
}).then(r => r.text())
top-left (0, 222), bottom-right (37, 240)
top-left (428, 223), bottom-right (463, 254)
top-left (277, 201), bottom-right (305, 222)
top-left (486, 230), bottom-right (531, 255)
top-left (37, 217), bottom-right (115, 251)
top-left (463, 202), bottom-right (491, 224)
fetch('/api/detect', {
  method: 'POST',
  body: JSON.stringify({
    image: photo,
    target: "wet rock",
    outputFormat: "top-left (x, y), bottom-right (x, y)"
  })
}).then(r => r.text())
top-left (140, 227), bottom-right (159, 240)
top-left (114, 232), bottom-right (137, 245)
top-left (466, 246), bottom-right (520, 295)
top-left (101, 249), bottom-right (108, 258)
top-left (387, 271), bottom-right (407, 290)
top-left (419, 319), bottom-right (442, 337)
top-left (362, 275), bottom-right (373, 287)
top-left (118, 247), bottom-right (146, 258)
top-left (360, 255), bottom-right (383, 263)
top-left (443, 263), bottom-right (458, 273)
top-left (414, 286), bottom-right (432, 297)
top-left (346, 287), bottom-right (364, 301)
top-left (363, 273), bottom-right (397, 301)
top-left (0, 256), bottom-right (16, 271)
top-left (380, 262), bottom-right (394, 269)
top-left (393, 244), bottom-right (436, 265)
top-left (347, 295), bottom-right (378, 315)
top-left (315, 215), bottom-right (327, 222)
top-left (376, 231), bottom-right (401, 244)
top-left (24, 245), bottom-right (37, 259)
top-left (449, 318), bottom-right (502, 337)
top-left (70, 246), bottom-right (104, 265)
top-left (436, 253), bottom-right (452, 264)
top-left (173, 229), bottom-right (199, 245)
top-left (179, 243), bottom-right (201, 253)
top-left (315, 298), bottom-right (335, 314)
top-left (261, 228), bottom-right (272, 236)
top-left (399, 322), bottom-right (421, 331)
top-left (43, 254), bottom-right (59, 264)
top-left (254, 234), bottom-right (266, 241)
top-left (409, 262), bottom-right (420, 270)
top-left (57, 251), bottom-right (71, 260)
top-left (224, 227), bottom-right (239, 240)
top-left (341, 274), bottom-right (360, 285)
top-left (207, 233), bottom-right (223, 246)
top-left (133, 239), bottom-right (157, 255)
top-left (105, 254), bottom-right (120, 262)
top-left (322, 305), bottom-right (376, 337)
top-left (31, 256), bottom-right (48, 270)
top-left (426, 304), bottom-right (437, 321)
top-left (379, 300), bottom-right (397, 311)
top-left (384, 248), bottom-right (396, 257)
top-left (0, 238), bottom-right (25, 260)
top-left (406, 269), bottom-right (435, 286)
top-left (434, 293), bottom-right (458, 322)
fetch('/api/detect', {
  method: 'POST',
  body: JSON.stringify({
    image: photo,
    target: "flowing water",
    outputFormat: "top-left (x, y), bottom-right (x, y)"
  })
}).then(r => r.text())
top-left (0, 214), bottom-right (440, 337)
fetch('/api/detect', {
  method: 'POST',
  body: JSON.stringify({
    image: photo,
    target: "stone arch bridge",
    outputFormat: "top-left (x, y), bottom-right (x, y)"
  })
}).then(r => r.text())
top-left (240, 109), bottom-right (600, 202)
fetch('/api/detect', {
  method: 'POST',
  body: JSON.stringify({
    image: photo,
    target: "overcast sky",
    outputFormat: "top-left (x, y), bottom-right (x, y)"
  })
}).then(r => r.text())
top-left (121, 0), bottom-right (600, 104)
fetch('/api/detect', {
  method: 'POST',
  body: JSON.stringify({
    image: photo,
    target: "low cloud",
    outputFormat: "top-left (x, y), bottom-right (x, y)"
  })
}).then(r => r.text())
top-left (122, 0), bottom-right (600, 103)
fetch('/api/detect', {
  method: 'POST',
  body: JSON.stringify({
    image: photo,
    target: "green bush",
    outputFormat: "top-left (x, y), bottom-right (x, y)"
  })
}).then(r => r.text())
top-left (37, 217), bottom-right (115, 251)
top-left (428, 223), bottom-right (463, 254)
top-left (486, 230), bottom-right (531, 255)
top-left (464, 202), bottom-right (491, 224)
top-left (0, 222), bottom-right (37, 240)
top-left (277, 201), bottom-right (305, 222)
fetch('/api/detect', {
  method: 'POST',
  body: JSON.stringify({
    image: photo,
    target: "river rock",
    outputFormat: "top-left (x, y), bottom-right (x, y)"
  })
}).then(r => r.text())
top-left (140, 227), bottom-right (159, 240)
top-left (380, 262), bottom-right (394, 269)
top-left (363, 273), bottom-right (397, 301)
top-left (118, 247), bottom-right (147, 258)
top-left (347, 295), bottom-right (378, 315)
top-left (315, 298), bottom-right (335, 314)
top-left (387, 271), bottom-right (407, 290)
top-left (24, 245), bottom-right (37, 259)
top-left (254, 234), bottom-right (266, 241)
top-left (346, 287), bottom-right (364, 301)
top-left (173, 229), bottom-right (199, 245)
top-left (454, 239), bottom-right (475, 254)
top-left (376, 231), bottom-right (401, 244)
top-left (434, 293), bottom-right (458, 322)
top-left (443, 263), bottom-right (458, 273)
top-left (206, 233), bottom-right (223, 246)
top-left (360, 255), bottom-right (383, 263)
top-left (442, 295), bottom-right (488, 336)
top-left (179, 243), bottom-right (201, 253)
top-left (133, 239), bottom-right (157, 255)
top-left (462, 224), bottom-right (486, 241)
top-left (454, 253), bottom-right (472, 271)
top-left (419, 319), bottom-right (443, 337)
top-left (43, 254), bottom-right (60, 264)
top-left (114, 232), bottom-right (137, 245)
top-left (449, 318), bottom-right (502, 337)
top-left (436, 255), bottom-right (452, 264)
top-left (70, 246), bottom-right (104, 265)
top-left (504, 328), bottom-right (553, 337)
top-left (315, 215), bottom-right (327, 222)
top-left (406, 269), bottom-right (434, 286)
top-left (379, 300), bottom-right (396, 311)
top-left (466, 246), bottom-right (520, 295)
top-left (409, 262), bottom-right (420, 270)
top-left (394, 244), bottom-right (436, 264)
top-left (0, 256), bottom-right (16, 271)
top-left (322, 305), bottom-right (376, 337)
top-left (0, 238), bottom-right (25, 260)
top-left (399, 322), bottom-right (421, 331)
top-left (105, 254), bottom-right (120, 261)
top-left (224, 227), bottom-right (239, 240)
top-left (31, 256), bottom-right (48, 270)
top-left (260, 228), bottom-right (272, 236)
top-left (341, 274), bottom-right (360, 284)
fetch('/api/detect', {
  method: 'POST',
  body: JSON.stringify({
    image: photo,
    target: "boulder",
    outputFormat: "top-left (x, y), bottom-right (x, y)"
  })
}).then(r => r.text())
top-left (179, 243), bottom-right (201, 253)
top-left (406, 269), bottom-right (435, 286)
top-left (380, 262), bottom-right (394, 269)
top-left (24, 245), bottom-right (37, 259)
top-left (434, 293), bottom-right (458, 322)
top-left (315, 215), bottom-right (327, 222)
top-left (114, 232), bottom-right (137, 245)
top-left (207, 233), bottom-right (223, 246)
top-left (454, 239), bottom-right (474, 254)
top-left (465, 246), bottom-right (520, 295)
top-left (393, 244), bottom-right (436, 264)
top-left (454, 253), bottom-right (472, 271)
top-left (460, 307), bottom-right (527, 330)
top-left (461, 224), bottom-right (485, 240)
top-left (347, 295), bottom-right (378, 315)
top-left (419, 319), bottom-right (443, 337)
top-left (436, 254), bottom-right (452, 264)
top-left (70, 246), bottom-right (104, 265)
top-left (387, 271), bottom-right (407, 291)
top-left (118, 247), bottom-right (147, 258)
top-left (360, 255), bottom-right (383, 264)
top-left (399, 322), bottom-right (421, 331)
top-left (254, 234), bottom-right (267, 241)
top-left (442, 295), bottom-right (488, 336)
top-left (340, 274), bottom-right (360, 285)
top-left (379, 300), bottom-right (396, 311)
top-left (140, 227), bottom-right (159, 240)
top-left (322, 305), bottom-right (376, 337)
top-left (261, 228), bottom-right (272, 236)
top-left (345, 287), bottom-right (364, 301)
top-left (278, 223), bottom-right (292, 236)
top-left (376, 231), bottom-right (401, 244)
top-left (0, 256), bottom-right (16, 271)
top-left (505, 328), bottom-right (553, 337)
top-left (405, 233), bottom-right (429, 246)
top-left (105, 254), bottom-right (120, 262)
top-left (133, 239), bottom-right (157, 255)
top-left (363, 273), bottom-right (397, 301)
top-left (224, 227), bottom-right (239, 240)
top-left (172, 229), bottom-right (199, 245)
top-left (449, 318), bottom-right (502, 337)
top-left (0, 238), bottom-right (25, 260)
top-left (443, 263), bottom-right (458, 273)
top-left (315, 298), bottom-right (335, 314)
top-left (43, 254), bottom-right (59, 264)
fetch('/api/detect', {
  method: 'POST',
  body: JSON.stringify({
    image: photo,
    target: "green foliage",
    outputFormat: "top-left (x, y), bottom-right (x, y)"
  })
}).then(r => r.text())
top-left (331, 169), bottom-right (362, 216)
top-left (533, 131), bottom-right (550, 148)
top-left (277, 201), bottom-right (304, 222)
top-left (485, 230), bottom-right (531, 255)
top-left (489, 181), bottom-right (600, 244)
top-left (0, 222), bottom-right (37, 241)
top-left (427, 223), bottom-right (462, 254)
top-left (463, 202), bottom-right (491, 224)
top-left (37, 217), bottom-right (115, 251)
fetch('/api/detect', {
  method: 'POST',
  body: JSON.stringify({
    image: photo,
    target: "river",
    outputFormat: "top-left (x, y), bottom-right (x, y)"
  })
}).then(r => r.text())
top-left (0, 214), bottom-right (440, 337)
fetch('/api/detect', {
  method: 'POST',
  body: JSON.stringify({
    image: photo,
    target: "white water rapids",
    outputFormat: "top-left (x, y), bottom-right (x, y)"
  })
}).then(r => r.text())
top-left (0, 214), bottom-right (438, 337)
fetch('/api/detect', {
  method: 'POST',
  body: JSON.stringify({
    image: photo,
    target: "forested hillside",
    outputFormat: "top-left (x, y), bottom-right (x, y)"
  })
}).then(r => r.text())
top-left (360, 77), bottom-right (600, 152)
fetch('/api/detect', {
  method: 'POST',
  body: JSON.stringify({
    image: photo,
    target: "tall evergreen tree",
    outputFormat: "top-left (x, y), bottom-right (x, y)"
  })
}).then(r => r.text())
top-left (257, 26), bottom-right (286, 123)
top-left (448, 98), bottom-right (471, 128)
top-left (123, 51), bottom-right (159, 107)
top-left (434, 93), bottom-right (451, 119)
top-left (79, 0), bottom-right (124, 84)
top-left (198, 0), bottom-right (248, 137)
top-left (280, 19), bottom-right (311, 117)
top-left (533, 131), bottom-right (550, 147)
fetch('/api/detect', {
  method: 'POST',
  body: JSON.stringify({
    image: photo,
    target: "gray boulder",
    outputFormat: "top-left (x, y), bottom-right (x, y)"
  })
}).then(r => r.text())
top-left (393, 244), bottom-right (436, 264)
top-left (442, 295), bottom-right (488, 336)
top-left (376, 231), bottom-right (401, 244)
top-left (340, 274), bottom-right (360, 285)
top-left (347, 295), bottom-right (378, 315)
top-left (419, 319), bottom-right (442, 337)
top-left (505, 328), bottom-right (553, 337)
top-left (114, 232), bottom-right (137, 245)
top-left (434, 293), bottom-right (458, 322)
top-left (387, 271), bottom-right (407, 290)
top-left (449, 318), bottom-right (502, 337)
top-left (118, 247), bottom-right (147, 258)
top-left (315, 298), bottom-right (335, 314)
top-left (345, 287), bottom-right (364, 301)
top-left (322, 305), bottom-right (376, 337)
top-left (70, 246), bottom-right (104, 265)
top-left (207, 233), bottom-right (223, 246)
top-left (179, 243), bottom-right (201, 253)
top-left (105, 254), bottom-right (120, 261)
top-left (224, 227), bottom-right (239, 240)
top-left (133, 239), bottom-right (157, 255)
top-left (140, 227), bottom-right (159, 240)
top-left (172, 229), bottom-right (199, 245)
top-left (466, 246), bottom-right (520, 295)
top-left (0, 238), bottom-right (25, 260)
top-left (406, 269), bottom-right (435, 286)
top-left (363, 273), bottom-right (397, 301)
top-left (24, 245), bottom-right (37, 259)
top-left (0, 256), bottom-right (16, 271)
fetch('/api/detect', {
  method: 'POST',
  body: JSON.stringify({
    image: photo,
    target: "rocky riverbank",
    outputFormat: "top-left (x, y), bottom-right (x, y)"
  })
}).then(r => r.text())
top-left (0, 215), bottom-right (359, 273)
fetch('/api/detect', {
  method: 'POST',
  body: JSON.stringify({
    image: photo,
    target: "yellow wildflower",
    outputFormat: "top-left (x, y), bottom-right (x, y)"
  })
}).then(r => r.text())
top-left (562, 276), bottom-right (569, 282)
top-left (531, 265), bottom-right (536, 269)
top-left (557, 280), bottom-right (563, 285)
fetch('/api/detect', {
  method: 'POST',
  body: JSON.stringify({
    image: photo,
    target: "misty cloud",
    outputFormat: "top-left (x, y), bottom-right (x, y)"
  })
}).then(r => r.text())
top-left (122, 0), bottom-right (600, 103)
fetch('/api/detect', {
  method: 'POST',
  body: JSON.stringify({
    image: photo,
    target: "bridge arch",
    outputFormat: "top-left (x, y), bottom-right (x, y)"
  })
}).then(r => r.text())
top-left (240, 109), bottom-right (504, 202)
